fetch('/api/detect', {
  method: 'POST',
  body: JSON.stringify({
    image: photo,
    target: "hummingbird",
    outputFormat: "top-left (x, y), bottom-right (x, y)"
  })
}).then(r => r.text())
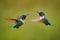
top-left (6, 14), bottom-right (28, 29)
top-left (31, 11), bottom-right (51, 26)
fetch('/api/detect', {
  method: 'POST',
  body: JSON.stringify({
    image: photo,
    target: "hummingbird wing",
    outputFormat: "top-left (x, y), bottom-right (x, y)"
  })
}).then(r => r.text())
top-left (31, 18), bottom-right (41, 22)
top-left (5, 18), bottom-right (18, 23)
top-left (17, 16), bottom-right (20, 20)
top-left (31, 17), bottom-right (46, 22)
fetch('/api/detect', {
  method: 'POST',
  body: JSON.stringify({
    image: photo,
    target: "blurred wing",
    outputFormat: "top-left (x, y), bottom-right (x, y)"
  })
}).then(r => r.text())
top-left (31, 18), bottom-right (45, 22)
top-left (5, 18), bottom-right (18, 23)
top-left (31, 18), bottom-right (40, 22)
top-left (17, 16), bottom-right (20, 20)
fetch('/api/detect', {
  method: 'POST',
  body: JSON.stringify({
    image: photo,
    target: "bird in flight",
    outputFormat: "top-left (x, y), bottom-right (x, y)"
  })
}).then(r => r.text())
top-left (31, 11), bottom-right (51, 26)
top-left (6, 14), bottom-right (28, 29)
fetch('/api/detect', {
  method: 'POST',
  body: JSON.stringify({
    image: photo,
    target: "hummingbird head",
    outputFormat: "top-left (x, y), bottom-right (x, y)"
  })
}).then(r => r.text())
top-left (20, 14), bottom-right (27, 20)
top-left (39, 12), bottom-right (45, 16)
top-left (36, 11), bottom-right (45, 16)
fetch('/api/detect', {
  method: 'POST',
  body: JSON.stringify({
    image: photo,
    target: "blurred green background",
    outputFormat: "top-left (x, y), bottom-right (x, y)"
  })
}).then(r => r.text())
top-left (0, 0), bottom-right (60, 40)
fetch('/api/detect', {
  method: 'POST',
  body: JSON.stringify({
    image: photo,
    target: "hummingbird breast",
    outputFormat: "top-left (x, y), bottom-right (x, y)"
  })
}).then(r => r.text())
top-left (40, 16), bottom-right (44, 20)
top-left (19, 19), bottom-right (25, 23)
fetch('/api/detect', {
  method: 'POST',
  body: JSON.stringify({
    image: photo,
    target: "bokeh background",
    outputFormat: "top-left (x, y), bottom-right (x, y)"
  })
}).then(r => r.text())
top-left (0, 0), bottom-right (60, 40)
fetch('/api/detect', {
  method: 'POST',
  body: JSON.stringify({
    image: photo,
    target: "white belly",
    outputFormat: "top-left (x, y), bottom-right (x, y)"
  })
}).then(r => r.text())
top-left (19, 19), bottom-right (25, 23)
top-left (40, 16), bottom-right (44, 20)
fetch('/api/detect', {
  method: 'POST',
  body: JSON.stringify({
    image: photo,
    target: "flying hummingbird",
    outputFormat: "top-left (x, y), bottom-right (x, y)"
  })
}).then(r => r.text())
top-left (31, 11), bottom-right (51, 26)
top-left (6, 14), bottom-right (28, 29)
